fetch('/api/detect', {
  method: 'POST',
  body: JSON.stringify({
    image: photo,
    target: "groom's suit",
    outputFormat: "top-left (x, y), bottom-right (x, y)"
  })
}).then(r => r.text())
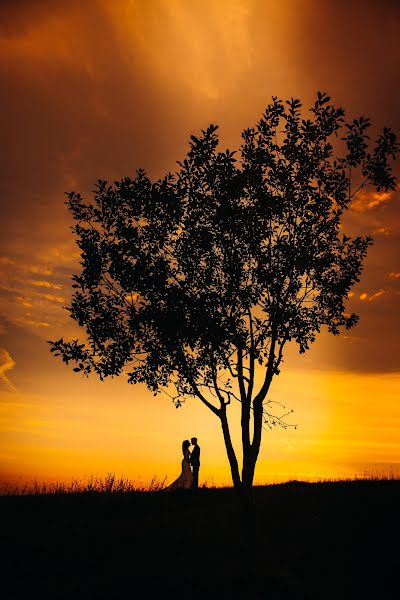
top-left (190, 444), bottom-right (200, 489)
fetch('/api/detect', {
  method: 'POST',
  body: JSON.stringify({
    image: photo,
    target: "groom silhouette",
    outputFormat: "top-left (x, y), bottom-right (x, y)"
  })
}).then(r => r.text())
top-left (190, 437), bottom-right (200, 489)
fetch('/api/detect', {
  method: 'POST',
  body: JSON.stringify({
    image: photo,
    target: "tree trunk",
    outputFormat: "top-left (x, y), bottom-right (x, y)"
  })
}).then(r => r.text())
top-left (220, 399), bottom-right (260, 549)
top-left (241, 397), bottom-right (264, 492)
top-left (219, 409), bottom-right (242, 490)
top-left (241, 398), bottom-right (253, 487)
top-left (247, 399), bottom-right (264, 484)
top-left (239, 456), bottom-right (259, 547)
top-left (242, 452), bottom-right (256, 489)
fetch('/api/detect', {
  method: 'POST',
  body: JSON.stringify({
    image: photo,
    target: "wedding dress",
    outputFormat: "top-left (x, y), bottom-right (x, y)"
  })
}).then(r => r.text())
top-left (166, 449), bottom-right (193, 490)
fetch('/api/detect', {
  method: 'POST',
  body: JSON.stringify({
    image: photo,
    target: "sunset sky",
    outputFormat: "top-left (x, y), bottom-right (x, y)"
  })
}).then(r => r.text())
top-left (1, 0), bottom-right (399, 487)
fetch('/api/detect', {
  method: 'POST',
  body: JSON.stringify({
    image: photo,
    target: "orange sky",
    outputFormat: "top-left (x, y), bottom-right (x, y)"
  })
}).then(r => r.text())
top-left (1, 0), bottom-right (399, 487)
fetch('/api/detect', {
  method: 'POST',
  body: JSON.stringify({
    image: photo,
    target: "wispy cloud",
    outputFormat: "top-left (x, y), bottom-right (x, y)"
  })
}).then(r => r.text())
top-left (369, 290), bottom-right (385, 302)
top-left (41, 294), bottom-right (65, 304)
top-left (29, 280), bottom-right (63, 290)
top-left (0, 245), bottom-right (76, 338)
top-left (0, 257), bottom-right (16, 266)
top-left (374, 226), bottom-right (392, 236)
top-left (0, 348), bottom-right (16, 392)
top-left (13, 317), bottom-right (50, 329)
top-left (15, 296), bottom-right (33, 308)
top-left (27, 265), bottom-right (53, 276)
top-left (359, 290), bottom-right (386, 302)
top-left (108, 0), bottom-right (255, 101)
top-left (352, 189), bottom-right (395, 212)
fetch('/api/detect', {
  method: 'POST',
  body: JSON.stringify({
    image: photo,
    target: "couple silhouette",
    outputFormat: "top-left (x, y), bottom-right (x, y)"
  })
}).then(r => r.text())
top-left (166, 437), bottom-right (200, 491)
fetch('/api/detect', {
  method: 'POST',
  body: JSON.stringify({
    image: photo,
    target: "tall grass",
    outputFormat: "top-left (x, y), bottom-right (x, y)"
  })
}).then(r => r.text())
top-left (0, 473), bottom-right (168, 496)
top-left (1, 470), bottom-right (398, 496)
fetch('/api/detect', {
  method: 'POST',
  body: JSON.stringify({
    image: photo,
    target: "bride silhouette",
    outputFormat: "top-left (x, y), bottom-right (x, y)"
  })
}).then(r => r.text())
top-left (166, 439), bottom-right (193, 490)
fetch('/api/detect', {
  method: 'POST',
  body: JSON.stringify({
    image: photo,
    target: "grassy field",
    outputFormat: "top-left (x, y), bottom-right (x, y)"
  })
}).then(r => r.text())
top-left (2, 479), bottom-right (399, 599)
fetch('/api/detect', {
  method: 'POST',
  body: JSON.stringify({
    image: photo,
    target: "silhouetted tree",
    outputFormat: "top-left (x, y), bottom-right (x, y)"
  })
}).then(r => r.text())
top-left (50, 93), bottom-right (398, 499)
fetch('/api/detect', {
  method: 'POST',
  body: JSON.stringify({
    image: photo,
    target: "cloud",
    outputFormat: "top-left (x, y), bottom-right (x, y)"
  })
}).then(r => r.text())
top-left (352, 189), bottom-right (394, 212)
top-left (0, 348), bottom-right (16, 392)
top-left (107, 0), bottom-right (255, 101)
top-left (0, 320), bottom-right (6, 336)
top-left (41, 294), bottom-right (65, 304)
top-left (359, 290), bottom-right (385, 302)
top-left (29, 280), bottom-right (63, 290)
top-left (369, 290), bottom-right (385, 302)
top-left (388, 273), bottom-right (400, 280)
top-left (0, 246), bottom-right (75, 338)
top-left (13, 317), bottom-right (50, 329)
top-left (27, 265), bottom-right (53, 276)
top-left (374, 227), bottom-right (392, 236)
top-left (38, 244), bottom-right (79, 266)
top-left (0, 257), bottom-right (16, 266)
top-left (15, 296), bottom-right (33, 308)
top-left (0, 0), bottom-right (399, 382)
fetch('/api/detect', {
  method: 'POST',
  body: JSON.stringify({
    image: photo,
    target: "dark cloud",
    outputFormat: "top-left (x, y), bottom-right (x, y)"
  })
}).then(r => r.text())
top-left (292, 0), bottom-right (400, 124)
top-left (0, 0), bottom-right (399, 378)
top-left (0, 0), bottom-right (67, 37)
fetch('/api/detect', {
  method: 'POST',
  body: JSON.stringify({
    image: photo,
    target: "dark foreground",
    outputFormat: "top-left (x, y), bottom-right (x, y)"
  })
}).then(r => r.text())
top-left (2, 480), bottom-right (399, 599)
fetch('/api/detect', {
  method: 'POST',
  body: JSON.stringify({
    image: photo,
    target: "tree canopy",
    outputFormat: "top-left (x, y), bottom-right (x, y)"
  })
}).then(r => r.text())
top-left (50, 93), bottom-right (398, 492)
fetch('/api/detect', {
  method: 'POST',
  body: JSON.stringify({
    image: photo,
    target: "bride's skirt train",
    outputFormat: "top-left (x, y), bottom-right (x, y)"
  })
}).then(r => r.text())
top-left (166, 459), bottom-right (193, 491)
